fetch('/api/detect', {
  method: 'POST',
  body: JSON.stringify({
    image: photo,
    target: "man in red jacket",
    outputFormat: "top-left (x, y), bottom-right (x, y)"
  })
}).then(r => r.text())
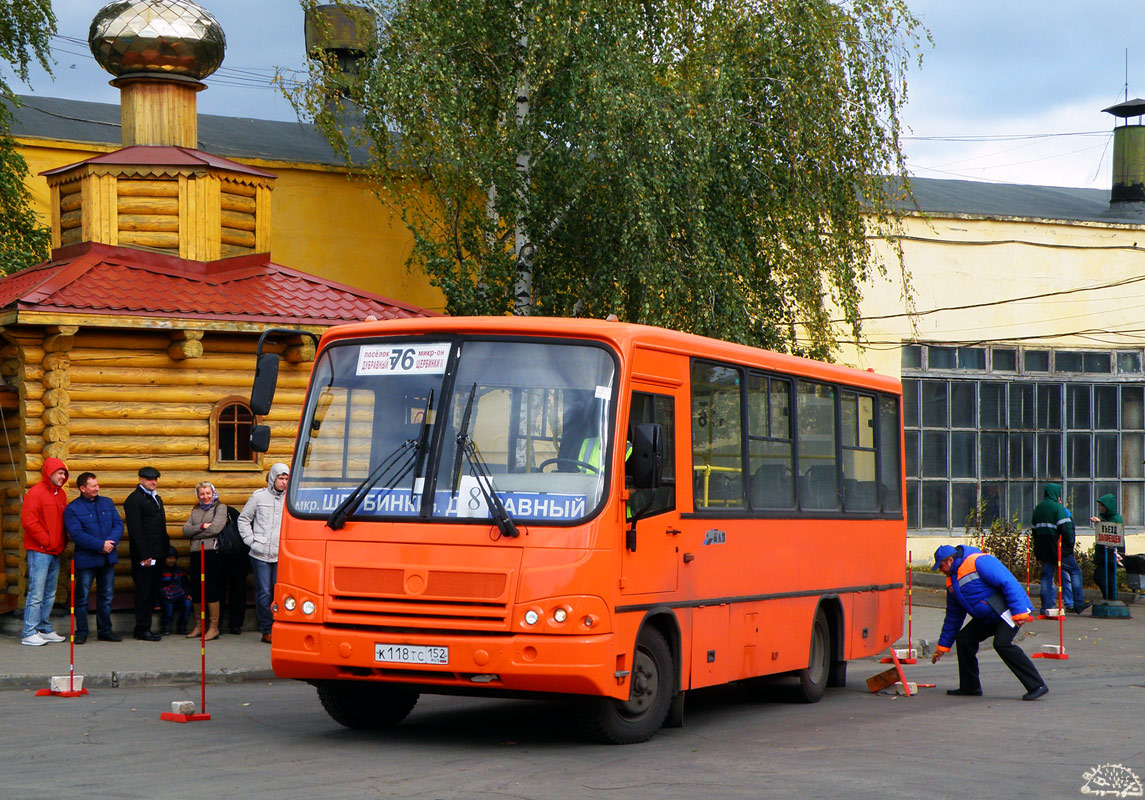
top-left (21, 457), bottom-right (69, 646)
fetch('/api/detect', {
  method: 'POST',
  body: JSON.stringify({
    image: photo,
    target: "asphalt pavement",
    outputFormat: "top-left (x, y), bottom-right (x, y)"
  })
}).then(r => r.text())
top-left (0, 610), bottom-right (274, 690)
top-left (2, 574), bottom-right (1143, 694)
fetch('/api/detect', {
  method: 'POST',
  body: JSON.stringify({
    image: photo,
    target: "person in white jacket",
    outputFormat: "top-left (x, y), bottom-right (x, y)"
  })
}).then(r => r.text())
top-left (238, 462), bottom-right (289, 643)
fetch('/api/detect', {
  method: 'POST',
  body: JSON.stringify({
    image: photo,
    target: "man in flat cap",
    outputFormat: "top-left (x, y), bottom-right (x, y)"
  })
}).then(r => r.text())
top-left (123, 466), bottom-right (169, 641)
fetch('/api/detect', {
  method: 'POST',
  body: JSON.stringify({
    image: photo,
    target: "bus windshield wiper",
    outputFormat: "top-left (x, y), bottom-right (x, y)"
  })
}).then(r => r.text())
top-left (452, 383), bottom-right (518, 538)
top-left (326, 391), bottom-right (433, 530)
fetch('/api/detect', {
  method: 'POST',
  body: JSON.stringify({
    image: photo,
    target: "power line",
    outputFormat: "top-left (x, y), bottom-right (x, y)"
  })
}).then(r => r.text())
top-left (905, 131), bottom-right (1108, 142)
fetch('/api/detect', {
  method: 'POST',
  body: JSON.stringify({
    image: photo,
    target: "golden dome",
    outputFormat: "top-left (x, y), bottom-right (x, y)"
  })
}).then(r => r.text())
top-left (89, 0), bottom-right (226, 81)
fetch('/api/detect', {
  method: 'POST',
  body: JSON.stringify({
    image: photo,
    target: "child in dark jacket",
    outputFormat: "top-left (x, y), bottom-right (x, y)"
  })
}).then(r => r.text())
top-left (159, 546), bottom-right (193, 635)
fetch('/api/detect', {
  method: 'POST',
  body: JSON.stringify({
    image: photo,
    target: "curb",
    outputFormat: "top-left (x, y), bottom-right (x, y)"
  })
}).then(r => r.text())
top-left (0, 666), bottom-right (278, 692)
top-left (911, 568), bottom-right (1142, 604)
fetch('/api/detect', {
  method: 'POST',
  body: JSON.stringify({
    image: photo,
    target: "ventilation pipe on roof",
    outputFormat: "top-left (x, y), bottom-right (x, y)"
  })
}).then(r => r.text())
top-left (304, 3), bottom-right (378, 105)
top-left (1104, 98), bottom-right (1145, 211)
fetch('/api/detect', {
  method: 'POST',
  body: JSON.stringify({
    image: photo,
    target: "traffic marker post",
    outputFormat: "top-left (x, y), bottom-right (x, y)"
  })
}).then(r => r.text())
top-left (37, 559), bottom-right (88, 698)
top-left (883, 550), bottom-right (917, 664)
top-left (868, 647), bottom-right (916, 696)
top-left (1033, 537), bottom-right (1070, 660)
top-left (160, 550), bottom-right (210, 723)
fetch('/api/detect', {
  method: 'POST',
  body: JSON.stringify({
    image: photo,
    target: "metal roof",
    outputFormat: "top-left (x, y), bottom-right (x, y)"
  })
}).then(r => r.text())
top-left (41, 145), bottom-right (277, 178)
top-left (0, 242), bottom-right (434, 326)
top-left (889, 177), bottom-right (1143, 225)
top-left (10, 95), bottom-right (1141, 226)
top-left (9, 94), bottom-right (375, 166)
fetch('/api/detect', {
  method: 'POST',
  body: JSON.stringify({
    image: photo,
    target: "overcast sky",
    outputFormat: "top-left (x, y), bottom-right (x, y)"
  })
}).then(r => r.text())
top-left (13, 1), bottom-right (1145, 190)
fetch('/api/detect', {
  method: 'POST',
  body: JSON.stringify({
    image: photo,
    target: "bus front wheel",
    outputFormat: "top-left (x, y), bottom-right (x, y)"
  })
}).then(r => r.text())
top-left (580, 627), bottom-right (674, 744)
top-left (794, 609), bottom-right (830, 703)
top-left (316, 681), bottom-right (419, 730)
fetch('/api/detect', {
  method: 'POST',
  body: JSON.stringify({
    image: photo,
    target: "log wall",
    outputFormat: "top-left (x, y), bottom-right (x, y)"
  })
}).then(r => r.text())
top-left (2, 324), bottom-right (315, 607)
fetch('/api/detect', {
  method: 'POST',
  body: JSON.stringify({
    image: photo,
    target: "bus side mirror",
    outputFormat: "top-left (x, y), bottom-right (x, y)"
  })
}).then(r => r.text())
top-left (631, 423), bottom-right (663, 489)
top-left (250, 353), bottom-right (280, 416)
top-left (250, 424), bottom-right (271, 453)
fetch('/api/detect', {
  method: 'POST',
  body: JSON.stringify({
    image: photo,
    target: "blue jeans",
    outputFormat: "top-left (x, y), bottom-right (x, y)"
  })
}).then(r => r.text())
top-left (1040, 559), bottom-right (1074, 611)
top-left (160, 596), bottom-right (192, 632)
top-left (23, 550), bottom-right (60, 638)
top-left (250, 557), bottom-right (277, 635)
top-left (75, 564), bottom-right (116, 637)
top-left (1062, 554), bottom-right (1084, 608)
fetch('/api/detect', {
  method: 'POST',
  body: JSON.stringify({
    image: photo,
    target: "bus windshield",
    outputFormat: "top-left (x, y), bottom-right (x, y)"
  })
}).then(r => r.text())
top-left (290, 337), bottom-right (618, 526)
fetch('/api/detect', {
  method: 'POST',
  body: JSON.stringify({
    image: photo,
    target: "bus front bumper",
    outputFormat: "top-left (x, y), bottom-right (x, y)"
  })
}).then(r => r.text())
top-left (270, 621), bottom-right (623, 698)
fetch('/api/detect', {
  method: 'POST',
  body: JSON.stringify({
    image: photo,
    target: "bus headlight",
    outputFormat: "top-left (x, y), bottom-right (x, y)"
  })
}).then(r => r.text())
top-left (284, 596), bottom-right (297, 611)
top-left (515, 597), bottom-right (608, 632)
top-left (301, 600), bottom-right (316, 616)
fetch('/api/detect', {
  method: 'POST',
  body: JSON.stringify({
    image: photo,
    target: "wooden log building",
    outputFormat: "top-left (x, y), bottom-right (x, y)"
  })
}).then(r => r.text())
top-left (0, 1), bottom-right (432, 614)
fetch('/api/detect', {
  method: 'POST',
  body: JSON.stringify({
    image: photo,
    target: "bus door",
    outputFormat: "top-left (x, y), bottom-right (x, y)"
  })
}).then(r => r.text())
top-left (620, 381), bottom-right (681, 596)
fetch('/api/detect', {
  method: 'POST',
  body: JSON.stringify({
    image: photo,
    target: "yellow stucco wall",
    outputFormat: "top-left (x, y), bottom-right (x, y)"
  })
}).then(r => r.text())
top-left (837, 212), bottom-right (1145, 377)
top-left (17, 138), bottom-right (446, 314)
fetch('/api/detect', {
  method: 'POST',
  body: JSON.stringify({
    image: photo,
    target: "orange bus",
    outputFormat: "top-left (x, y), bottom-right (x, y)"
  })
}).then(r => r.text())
top-left (250, 317), bottom-right (905, 743)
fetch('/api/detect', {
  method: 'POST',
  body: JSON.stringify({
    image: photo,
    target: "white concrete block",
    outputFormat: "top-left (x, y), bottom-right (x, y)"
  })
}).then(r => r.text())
top-left (171, 700), bottom-right (196, 715)
top-left (1039, 644), bottom-right (1065, 655)
top-left (49, 675), bottom-right (83, 692)
top-left (1043, 608), bottom-right (1064, 617)
top-left (892, 682), bottom-right (917, 695)
top-left (893, 649), bottom-right (917, 660)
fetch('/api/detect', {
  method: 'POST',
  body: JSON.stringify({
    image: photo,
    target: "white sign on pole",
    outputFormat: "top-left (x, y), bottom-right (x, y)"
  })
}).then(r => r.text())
top-left (1095, 520), bottom-right (1124, 549)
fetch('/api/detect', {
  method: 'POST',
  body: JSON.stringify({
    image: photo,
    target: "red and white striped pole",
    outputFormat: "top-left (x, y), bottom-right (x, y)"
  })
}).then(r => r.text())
top-left (36, 558), bottom-right (88, 697)
top-left (907, 550), bottom-right (913, 652)
top-left (160, 550), bottom-right (211, 722)
top-left (1034, 536), bottom-right (1070, 659)
top-left (198, 552), bottom-right (207, 714)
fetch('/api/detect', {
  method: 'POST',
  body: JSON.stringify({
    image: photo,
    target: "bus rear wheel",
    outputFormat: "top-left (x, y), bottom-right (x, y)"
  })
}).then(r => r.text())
top-left (580, 627), bottom-right (674, 744)
top-left (793, 609), bottom-right (830, 703)
top-left (316, 681), bottom-right (419, 730)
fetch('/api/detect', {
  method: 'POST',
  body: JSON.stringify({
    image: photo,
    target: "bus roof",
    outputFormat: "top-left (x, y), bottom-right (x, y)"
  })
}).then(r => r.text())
top-left (318, 316), bottom-right (901, 395)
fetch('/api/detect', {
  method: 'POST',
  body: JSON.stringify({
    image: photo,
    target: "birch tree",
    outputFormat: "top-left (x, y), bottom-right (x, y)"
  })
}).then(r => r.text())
top-left (0, 0), bottom-right (54, 274)
top-left (294, 0), bottom-right (922, 357)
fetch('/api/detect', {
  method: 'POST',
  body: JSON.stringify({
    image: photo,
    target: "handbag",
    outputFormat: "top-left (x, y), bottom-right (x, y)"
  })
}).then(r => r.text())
top-left (216, 505), bottom-right (249, 558)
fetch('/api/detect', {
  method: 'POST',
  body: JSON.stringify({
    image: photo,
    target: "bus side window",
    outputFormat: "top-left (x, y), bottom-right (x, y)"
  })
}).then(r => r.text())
top-left (691, 362), bottom-right (745, 509)
top-left (796, 380), bottom-right (839, 511)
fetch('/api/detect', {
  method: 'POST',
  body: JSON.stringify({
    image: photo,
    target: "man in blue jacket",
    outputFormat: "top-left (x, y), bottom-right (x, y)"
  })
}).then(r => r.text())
top-left (930, 544), bottom-right (1048, 701)
top-left (64, 472), bottom-right (123, 644)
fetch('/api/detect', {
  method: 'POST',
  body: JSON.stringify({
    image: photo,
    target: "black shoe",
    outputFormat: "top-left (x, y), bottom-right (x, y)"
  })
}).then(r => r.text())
top-left (160, 627), bottom-right (172, 636)
top-left (1022, 684), bottom-right (1049, 701)
top-left (97, 631), bottom-right (122, 642)
top-left (229, 628), bottom-right (242, 636)
top-left (133, 631), bottom-right (161, 642)
top-left (73, 633), bottom-right (87, 645)
top-left (1072, 601), bottom-right (1092, 614)
top-left (946, 688), bottom-right (983, 696)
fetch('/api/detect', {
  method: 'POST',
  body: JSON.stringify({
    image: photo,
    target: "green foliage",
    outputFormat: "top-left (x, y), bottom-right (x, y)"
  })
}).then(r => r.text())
top-left (0, 135), bottom-right (50, 273)
top-left (290, 0), bottom-right (924, 356)
top-left (964, 499), bottom-right (1031, 583)
top-left (0, 0), bottom-right (55, 274)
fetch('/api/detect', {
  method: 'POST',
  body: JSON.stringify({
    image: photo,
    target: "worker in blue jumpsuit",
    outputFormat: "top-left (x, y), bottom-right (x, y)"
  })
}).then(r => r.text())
top-left (931, 544), bottom-right (1048, 701)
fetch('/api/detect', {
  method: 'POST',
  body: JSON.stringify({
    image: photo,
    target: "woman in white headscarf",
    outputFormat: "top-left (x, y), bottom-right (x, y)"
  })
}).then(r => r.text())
top-left (181, 481), bottom-right (227, 640)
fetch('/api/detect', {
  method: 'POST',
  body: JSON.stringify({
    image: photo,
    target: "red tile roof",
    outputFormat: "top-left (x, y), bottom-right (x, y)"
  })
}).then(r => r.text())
top-left (0, 243), bottom-right (434, 325)
top-left (41, 146), bottom-right (277, 179)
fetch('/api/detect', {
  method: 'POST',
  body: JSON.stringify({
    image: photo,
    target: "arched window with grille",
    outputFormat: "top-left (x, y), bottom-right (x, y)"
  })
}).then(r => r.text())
top-left (210, 397), bottom-right (260, 470)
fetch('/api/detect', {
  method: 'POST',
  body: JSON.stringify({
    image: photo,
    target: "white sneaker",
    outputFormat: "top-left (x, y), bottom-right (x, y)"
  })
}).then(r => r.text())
top-left (21, 633), bottom-right (47, 646)
top-left (39, 631), bottom-right (66, 643)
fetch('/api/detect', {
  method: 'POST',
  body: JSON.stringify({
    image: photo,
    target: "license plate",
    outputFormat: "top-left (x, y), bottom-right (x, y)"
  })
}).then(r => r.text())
top-left (374, 643), bottom-right (449, 666)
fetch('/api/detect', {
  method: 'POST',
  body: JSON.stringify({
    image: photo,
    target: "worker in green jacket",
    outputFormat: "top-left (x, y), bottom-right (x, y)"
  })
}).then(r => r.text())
top-left (1090, 493), bottom-right (1124, 601)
